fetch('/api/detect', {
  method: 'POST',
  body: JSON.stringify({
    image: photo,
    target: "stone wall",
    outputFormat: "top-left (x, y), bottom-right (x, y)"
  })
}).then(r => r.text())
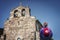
top-left (3, 5), bottom-right (42, 40)
top-left (4, 16), bottom-right (40, 40)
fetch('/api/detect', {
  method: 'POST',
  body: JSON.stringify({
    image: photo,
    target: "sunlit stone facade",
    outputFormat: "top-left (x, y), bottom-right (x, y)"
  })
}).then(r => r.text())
top-left (0, 5), bottom-right (42, 40)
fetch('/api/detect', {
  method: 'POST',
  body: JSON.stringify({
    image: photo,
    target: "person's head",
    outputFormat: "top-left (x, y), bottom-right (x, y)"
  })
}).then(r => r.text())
top-left (43, 22), bottom-right (48, 27)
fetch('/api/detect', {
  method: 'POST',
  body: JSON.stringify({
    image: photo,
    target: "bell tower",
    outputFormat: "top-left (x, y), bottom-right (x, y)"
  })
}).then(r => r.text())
top-left (9, 5), bottom-right (31, 19)
top-left (4, 5), bottom-right (42, 40)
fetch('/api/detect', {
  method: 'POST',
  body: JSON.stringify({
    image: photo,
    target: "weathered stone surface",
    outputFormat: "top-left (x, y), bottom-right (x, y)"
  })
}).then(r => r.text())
top-left (1, 5), bottom-right (42, 40)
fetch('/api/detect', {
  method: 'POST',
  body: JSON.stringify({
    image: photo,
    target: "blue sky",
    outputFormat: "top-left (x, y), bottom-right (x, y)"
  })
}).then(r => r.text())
top-left (0, 0), bottom-right (60, 40)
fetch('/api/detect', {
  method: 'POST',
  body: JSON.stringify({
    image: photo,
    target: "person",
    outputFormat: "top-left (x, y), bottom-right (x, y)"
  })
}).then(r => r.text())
top-left (43, 22), bottom-right (48, 27)
top-left (40, 22), bottom-right (53, 40)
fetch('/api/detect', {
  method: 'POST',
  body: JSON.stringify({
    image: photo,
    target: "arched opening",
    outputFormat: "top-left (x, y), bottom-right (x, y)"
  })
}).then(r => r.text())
top-left (21, 9), bottom-right (25, 16)
top-left (14, 10), bottom-right (18, 17)
top-left (17, 37), bottom-right (21, 40)
top-left (14, 10), bottom-right (18, 13)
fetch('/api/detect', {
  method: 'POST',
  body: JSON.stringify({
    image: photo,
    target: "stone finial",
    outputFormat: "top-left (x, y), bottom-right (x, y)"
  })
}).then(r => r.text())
top-left (20, 2), bottom-right (22, 6)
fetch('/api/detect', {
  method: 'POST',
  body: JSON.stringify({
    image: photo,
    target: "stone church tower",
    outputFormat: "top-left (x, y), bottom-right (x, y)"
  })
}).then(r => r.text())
top-left (0, 5), bottom-right (42, 40)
